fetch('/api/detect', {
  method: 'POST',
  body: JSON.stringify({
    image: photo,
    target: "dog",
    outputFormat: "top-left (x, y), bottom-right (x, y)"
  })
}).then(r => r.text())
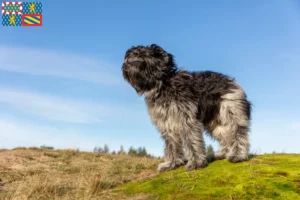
top-left (122, 44), bottom-right (251, 172)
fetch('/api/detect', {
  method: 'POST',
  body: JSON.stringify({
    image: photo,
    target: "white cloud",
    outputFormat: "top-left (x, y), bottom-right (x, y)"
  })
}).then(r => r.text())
top-left (0, 45), bottom-right (146, 124)
top-left (0, 117), bottom-right (163, 156)
top-left (0, 87), bottom-right (146, 124)
top-left (0, 45), bottom-right (122, 85)
top-left (0, 118), bottom-right (99, 151)
top-left (0, 45), bottom-right (160, 155)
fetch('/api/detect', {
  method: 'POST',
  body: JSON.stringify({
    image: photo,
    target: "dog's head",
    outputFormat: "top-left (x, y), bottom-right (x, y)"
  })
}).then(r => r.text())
top-left (122, 44), bottom-right (177, 95)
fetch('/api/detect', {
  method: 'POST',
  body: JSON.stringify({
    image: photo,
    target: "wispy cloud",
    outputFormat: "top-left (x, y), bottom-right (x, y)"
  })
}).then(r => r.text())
top-left (0, 118), bottom-right (99, 150)
top-left (0, 45), bottom-right (122, 85)
top-left (0, 117), bottom-right (163, 156)
top-left (0, 87), bottom-right (145, 124)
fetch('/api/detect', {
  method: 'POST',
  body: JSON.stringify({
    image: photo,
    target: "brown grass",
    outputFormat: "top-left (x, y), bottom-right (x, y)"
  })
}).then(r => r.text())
top-left (0, 148), bottom-right (161, 200)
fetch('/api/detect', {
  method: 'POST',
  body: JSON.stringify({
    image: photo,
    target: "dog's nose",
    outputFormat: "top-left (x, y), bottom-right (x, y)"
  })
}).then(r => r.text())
top-left (122, 63), bottom-right (129, 71)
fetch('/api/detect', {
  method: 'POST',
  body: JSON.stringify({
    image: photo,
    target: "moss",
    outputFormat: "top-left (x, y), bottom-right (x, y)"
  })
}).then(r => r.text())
top-left (114, 154), bottom-right (300, 199)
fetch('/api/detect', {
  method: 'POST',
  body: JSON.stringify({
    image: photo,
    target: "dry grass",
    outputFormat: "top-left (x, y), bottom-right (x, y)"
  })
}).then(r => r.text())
top-left (0, 148), bottom-right (161, 200)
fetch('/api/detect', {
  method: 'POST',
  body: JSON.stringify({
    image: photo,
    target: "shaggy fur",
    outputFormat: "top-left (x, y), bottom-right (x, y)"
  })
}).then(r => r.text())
top-left (122, 44), bottom-right (252, 172)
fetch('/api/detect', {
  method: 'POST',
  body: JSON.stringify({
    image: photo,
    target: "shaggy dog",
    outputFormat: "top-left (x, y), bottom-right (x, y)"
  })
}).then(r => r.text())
top-left (122, 44), bottom-right (251, 172)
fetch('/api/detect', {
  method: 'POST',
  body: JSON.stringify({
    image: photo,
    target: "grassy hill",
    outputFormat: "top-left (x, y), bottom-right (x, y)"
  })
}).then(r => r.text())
top-left (115, 154), bottom-right (300, 200)
top-left (1, 148), bottom-right (300, 200)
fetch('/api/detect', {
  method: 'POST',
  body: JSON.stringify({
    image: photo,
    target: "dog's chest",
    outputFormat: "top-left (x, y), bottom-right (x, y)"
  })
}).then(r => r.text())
top-left (146, 100), bottom-right (197, 133)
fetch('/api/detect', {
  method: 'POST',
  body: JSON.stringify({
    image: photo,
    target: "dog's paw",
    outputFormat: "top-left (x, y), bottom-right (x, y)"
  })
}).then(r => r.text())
top-left (185, 159), bottom-right (207, 171)
top-left (157, 162), bottom-right (174, 172)
top-left (213, 151), bottom-right (226, 160)
top-left (157, 158), bottom-right (184, 172)
top-left (226, 154), bottom-right (248, 163)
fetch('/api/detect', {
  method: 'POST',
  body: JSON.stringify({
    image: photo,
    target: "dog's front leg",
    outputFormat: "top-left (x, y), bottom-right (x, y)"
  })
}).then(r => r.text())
top-left (157, 133), bottom-right (185, 172)
top-left (181, 123), bottom-right (208, 171)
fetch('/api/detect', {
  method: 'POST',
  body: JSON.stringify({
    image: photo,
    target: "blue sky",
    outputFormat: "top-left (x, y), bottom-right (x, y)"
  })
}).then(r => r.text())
top-left (0, 0), bottom-right (299, 156)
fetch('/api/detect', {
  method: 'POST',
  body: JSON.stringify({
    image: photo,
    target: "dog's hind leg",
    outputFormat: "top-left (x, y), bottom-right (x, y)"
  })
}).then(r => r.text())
top-left (218, 87), bottom-right (251, 163)
top-left (226, 125), bottom-right (249, 162)
top-left (211, 125), bottom-right (230, 160)
top-left (212, 123), bottom-right (249, 162)
top-left (157, 133), bottom-right (185, 172)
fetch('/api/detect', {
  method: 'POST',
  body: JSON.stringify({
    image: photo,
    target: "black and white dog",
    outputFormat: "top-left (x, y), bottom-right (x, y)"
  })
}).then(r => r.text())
top-left (122, 44), bottom-right (251, 172)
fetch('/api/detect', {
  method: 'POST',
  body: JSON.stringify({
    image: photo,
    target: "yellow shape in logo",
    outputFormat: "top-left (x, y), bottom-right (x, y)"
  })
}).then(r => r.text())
top-left (29, 3), bottom-right (36, 14)
top-left (9, 15), bottom-right (16, 25)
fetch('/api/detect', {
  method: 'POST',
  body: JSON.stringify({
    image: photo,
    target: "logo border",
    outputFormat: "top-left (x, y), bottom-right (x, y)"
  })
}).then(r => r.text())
top-left (22, 14), bottom-right (42, 26)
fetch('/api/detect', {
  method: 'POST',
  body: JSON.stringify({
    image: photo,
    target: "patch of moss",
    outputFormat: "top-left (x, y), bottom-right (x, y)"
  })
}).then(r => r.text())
top-left (114, 154), bottom-right (300, 199)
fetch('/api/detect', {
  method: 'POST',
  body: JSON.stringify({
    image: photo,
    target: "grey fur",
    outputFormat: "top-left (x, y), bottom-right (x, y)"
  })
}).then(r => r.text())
top-left (122, 44), bottom-right (251, 172)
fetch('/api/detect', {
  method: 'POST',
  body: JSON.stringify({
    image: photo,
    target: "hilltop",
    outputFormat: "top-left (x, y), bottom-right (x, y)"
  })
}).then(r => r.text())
top-left (1, 148), bottom-right (300, 199)
top-left (115, 154), bottom-right (300, 200)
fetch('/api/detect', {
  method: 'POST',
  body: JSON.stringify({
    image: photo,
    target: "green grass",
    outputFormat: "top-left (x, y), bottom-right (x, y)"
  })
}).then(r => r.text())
top-left (113, 154), bottom-right (300, 200)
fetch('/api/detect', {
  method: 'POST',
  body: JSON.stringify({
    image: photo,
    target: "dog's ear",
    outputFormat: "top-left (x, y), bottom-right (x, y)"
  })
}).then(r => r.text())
top-left (150, 44), bottom-right (162, 49)
top-left (148, 44), bottom-right (177, 77)
top-left (167, 53), bottom-right (175, 65)
top-left (149, 44), bottom-right (167, 60)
